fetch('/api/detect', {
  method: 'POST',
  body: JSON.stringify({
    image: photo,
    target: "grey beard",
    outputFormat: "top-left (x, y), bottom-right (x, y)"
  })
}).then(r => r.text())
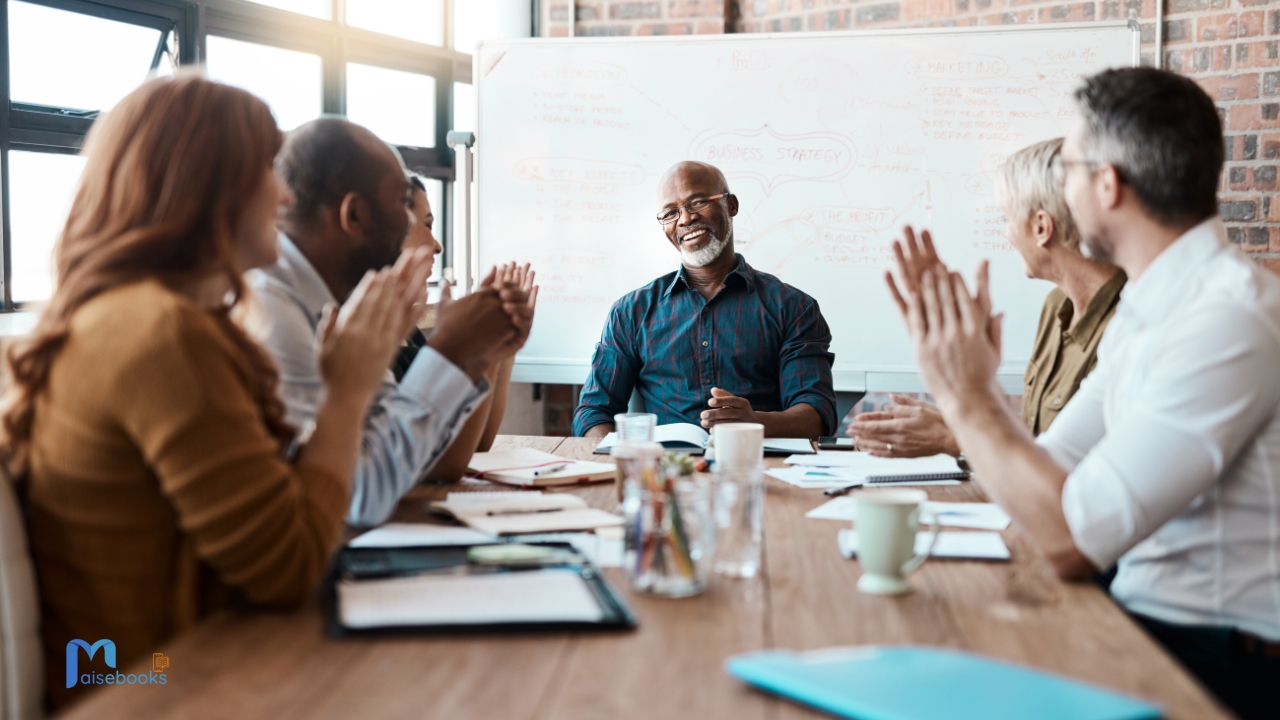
top-left (1081, 232), bottom-right (1115, 265)
top-left (680, 228), bottom-right (730, 267)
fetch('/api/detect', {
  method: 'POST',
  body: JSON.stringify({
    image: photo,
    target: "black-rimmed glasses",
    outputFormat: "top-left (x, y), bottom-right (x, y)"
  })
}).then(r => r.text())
top-left (656, 193), bottom-right (728, 225)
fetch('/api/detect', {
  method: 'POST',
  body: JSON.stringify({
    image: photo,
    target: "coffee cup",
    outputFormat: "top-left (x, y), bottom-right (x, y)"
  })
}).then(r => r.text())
top-left (853, 488), bottom-right (939, 595)
top-left (712, 423), bottom-right (764, 470)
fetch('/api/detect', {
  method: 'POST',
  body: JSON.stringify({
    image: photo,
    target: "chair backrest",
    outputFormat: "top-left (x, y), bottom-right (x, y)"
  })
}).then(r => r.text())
top-left (0, 469), bottom-right (42, 720)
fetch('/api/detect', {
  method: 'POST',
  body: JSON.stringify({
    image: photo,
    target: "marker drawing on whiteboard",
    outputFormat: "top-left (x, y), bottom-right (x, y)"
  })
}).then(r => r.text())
top-left (625, 83), bottom-right (691, 132)
top-left (483, 51), bottom-right (507, 78)
top-left (923, 157), bottom-right (933, 227)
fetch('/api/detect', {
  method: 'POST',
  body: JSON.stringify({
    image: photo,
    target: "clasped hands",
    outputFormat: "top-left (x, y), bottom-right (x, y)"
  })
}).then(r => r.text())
top-left (317, 247), bottom-right (539, 397)
top-left (431, 261), bottom-right (538, 381)
top-left (886, 227), bottom-right (1005, 420)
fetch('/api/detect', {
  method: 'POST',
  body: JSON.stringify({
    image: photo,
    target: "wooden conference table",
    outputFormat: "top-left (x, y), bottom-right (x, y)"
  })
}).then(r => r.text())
top-left (61, 435), bottom-right (1232, 720)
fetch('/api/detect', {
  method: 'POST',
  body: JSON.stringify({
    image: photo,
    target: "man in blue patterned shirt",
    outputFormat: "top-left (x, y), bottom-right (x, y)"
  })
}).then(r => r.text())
top-left (573, 161), bottom-right (836, 439)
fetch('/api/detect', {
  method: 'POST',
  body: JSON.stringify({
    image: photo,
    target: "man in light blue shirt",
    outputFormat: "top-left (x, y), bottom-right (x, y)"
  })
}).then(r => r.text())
top-left (248, 118), bottom-right (529, 527)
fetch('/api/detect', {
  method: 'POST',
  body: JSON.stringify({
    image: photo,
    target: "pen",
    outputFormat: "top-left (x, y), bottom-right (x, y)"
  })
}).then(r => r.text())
top-left (485, 507), bottom-right (565, 516)
top-left (823, 484), bottom-right (860, 497)
top-left (532, 463), bottom-right (570, 477)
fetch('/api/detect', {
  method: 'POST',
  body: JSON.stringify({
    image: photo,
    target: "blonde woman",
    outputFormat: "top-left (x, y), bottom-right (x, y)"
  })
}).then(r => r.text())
top-left (851, 137), bottom-right (1125, 456)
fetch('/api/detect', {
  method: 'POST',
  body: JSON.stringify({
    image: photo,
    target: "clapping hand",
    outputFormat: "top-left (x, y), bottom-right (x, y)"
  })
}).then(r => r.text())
top-left (886, 226), bottom-right (1004, 416)
top-left (478, 262), bottom-right (538, 365)
top-left (318, 246), bottom-right (435, 401)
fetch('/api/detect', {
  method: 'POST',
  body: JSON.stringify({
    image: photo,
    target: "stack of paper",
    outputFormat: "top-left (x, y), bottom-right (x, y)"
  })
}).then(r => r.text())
top-left (430, 491), bottom-right (623, 535)
top-left (768, 452), bottom-right (964, 489)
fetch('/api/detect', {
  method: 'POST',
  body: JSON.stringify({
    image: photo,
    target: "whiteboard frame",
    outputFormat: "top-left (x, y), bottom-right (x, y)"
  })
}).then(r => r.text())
top-left (474, 21), bottom-right (1141, 392)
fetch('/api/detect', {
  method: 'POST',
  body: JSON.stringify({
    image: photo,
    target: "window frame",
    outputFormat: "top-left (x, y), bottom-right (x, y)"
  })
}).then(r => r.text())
top-left (0, 0), bottom-right (474, 311)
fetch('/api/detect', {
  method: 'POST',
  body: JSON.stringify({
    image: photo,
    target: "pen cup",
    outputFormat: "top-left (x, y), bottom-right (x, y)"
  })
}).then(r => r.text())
top-left (623, 461), bottom-right (712, 598)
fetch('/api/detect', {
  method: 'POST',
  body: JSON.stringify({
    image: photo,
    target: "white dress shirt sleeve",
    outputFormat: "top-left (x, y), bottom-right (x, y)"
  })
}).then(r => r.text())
top-left (253, 282), bottom-right (488, 528)
top-left (1036, 360), bottom-right (1109, 472)
top-left (1060, 302), bottom-right (1280, 570)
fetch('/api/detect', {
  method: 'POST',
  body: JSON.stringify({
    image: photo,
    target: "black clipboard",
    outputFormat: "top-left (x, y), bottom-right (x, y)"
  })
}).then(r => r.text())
top-left (325, 541), bottom-right (637, 637)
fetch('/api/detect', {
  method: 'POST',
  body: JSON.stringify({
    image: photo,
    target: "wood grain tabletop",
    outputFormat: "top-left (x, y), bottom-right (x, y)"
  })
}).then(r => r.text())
top-left (56, 436), bottom-right (1233, 720)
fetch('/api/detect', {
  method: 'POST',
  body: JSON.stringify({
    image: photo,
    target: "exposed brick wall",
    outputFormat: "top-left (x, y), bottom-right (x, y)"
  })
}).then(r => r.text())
top-left (538, 0), bottom-right (1278, 265)
top-left (541, 1), bottom-right (726, 36)
top-left (543, 384), bottom-right (583, 435)
top-left (731, 0), bottom-right (1280, 265)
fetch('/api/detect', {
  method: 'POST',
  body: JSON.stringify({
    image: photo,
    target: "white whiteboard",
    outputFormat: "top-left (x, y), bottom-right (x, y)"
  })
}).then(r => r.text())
top-left (474, 23), bottom-right (1138, 390)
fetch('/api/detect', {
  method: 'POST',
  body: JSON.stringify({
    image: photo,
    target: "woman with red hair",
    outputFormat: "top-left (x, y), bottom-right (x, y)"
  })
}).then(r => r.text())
top-left (0, 74), bottom-right (432, 709)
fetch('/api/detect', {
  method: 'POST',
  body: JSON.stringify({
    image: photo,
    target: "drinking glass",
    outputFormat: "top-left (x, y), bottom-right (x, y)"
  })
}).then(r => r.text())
top-left (712, 462), bottom-right (764, 578)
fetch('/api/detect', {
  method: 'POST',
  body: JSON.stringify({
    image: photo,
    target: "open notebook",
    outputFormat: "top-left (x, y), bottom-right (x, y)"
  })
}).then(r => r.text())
top-left (593, 423), bottom-right (815, 456)
top-left (429, 491), bottom-right (624, 535)
top-left (466, 448), bottom-right (615, 487)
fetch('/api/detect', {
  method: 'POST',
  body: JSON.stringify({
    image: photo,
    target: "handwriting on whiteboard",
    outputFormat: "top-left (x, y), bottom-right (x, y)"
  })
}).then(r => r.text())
top-left (688, 126), bottom-right (856, 195)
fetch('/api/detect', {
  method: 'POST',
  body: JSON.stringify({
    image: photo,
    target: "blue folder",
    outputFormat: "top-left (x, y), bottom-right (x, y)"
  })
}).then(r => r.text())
top-left (726, 646), bottom-right (1162, 720)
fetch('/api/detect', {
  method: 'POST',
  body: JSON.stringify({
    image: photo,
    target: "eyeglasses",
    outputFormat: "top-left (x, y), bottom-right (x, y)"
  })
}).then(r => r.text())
top-left (1051, 154), bottom-right (1098, 184)
top-left (656, 193), bottom-right (727, 225)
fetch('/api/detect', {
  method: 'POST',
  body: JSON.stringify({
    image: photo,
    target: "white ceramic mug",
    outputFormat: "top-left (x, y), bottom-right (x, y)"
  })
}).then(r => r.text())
top-left (853, 488), bottom-right (939, 595)
top-left (712, 423), bottom-right (764, 470)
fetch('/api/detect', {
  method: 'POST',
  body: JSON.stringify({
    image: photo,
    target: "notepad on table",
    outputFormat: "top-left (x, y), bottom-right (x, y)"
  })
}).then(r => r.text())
top-left (838, 529), bottom-right (1010, 560)
top-left (338, 568), bottom-right (607, 629)
top-left (330, 539), bottom-right (637, 634)
top-left (806, 498), bottom-right (1012, 530)
top-left (593, 422), bottom-right (815, 456)
top-left (785, 451), bottom-right (963, 472)
top-left (430, 491), bottom-right (623, 535)
top-left (466, 448), bottom-right (616, 486)
top-left (726, 645), bottom-right (1162, 720)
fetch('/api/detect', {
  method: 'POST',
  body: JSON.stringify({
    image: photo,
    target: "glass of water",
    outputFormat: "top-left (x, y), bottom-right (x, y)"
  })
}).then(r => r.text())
top-left (713, 462), bottom-right (764, 578)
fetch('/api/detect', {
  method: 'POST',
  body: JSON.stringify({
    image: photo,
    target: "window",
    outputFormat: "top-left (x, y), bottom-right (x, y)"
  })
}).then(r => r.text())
top-left (1, 0), bottom-right (467, 309)
top-left (8, 152), bottom-right (88, 303)
top-left (9, 1), bottom-right (166, 115)
top-left (346, 0), bottom-right (442, 46)
top-left (242, 0), bottom-right (329, 20)
top-left (205, 36), bottom-right (324, 132)
top-left (347, 63), bottom-right (437, 148)
top-left (453, 81), bottom-right (476, 133)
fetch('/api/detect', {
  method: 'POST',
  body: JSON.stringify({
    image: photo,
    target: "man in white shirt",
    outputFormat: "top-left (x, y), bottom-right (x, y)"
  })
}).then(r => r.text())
top-left (884, 68), bottom-right (1279, 719)
top-left (248, 118), bottom-right (532, 527)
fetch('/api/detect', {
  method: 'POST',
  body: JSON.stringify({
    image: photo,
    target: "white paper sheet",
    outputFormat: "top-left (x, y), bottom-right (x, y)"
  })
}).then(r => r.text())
top-left (766, 466), bottom-right (862, 489)
top-left (337, 568), bottom-right (606, 629)
top-left (348, 524), bottom-right (496, 548)
top-left (508, 532), bottom-right (625, 568)
top-left (806, 499), bottom-right (1012, 530)
top-left (838, 529), bottom-right (1011, 560)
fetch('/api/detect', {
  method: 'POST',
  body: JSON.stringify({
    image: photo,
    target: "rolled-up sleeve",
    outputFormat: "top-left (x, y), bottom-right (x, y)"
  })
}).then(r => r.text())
top-left (573, 301), bottom-right (641, 436)
top-left (1060, 306), bottom-right (1280, 569)
top-left (252, 281), bottom-right (487, 528)
top-left (778, 297), bottom-right (837, 435)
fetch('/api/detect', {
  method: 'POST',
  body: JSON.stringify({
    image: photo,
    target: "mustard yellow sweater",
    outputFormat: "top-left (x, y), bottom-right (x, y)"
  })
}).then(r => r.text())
top-left (24, 280), bottom-right (348, 709)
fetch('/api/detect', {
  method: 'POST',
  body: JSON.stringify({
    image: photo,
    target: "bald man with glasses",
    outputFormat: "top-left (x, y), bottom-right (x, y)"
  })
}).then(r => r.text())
top-left (573, 161), bottom-right (837, 439)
